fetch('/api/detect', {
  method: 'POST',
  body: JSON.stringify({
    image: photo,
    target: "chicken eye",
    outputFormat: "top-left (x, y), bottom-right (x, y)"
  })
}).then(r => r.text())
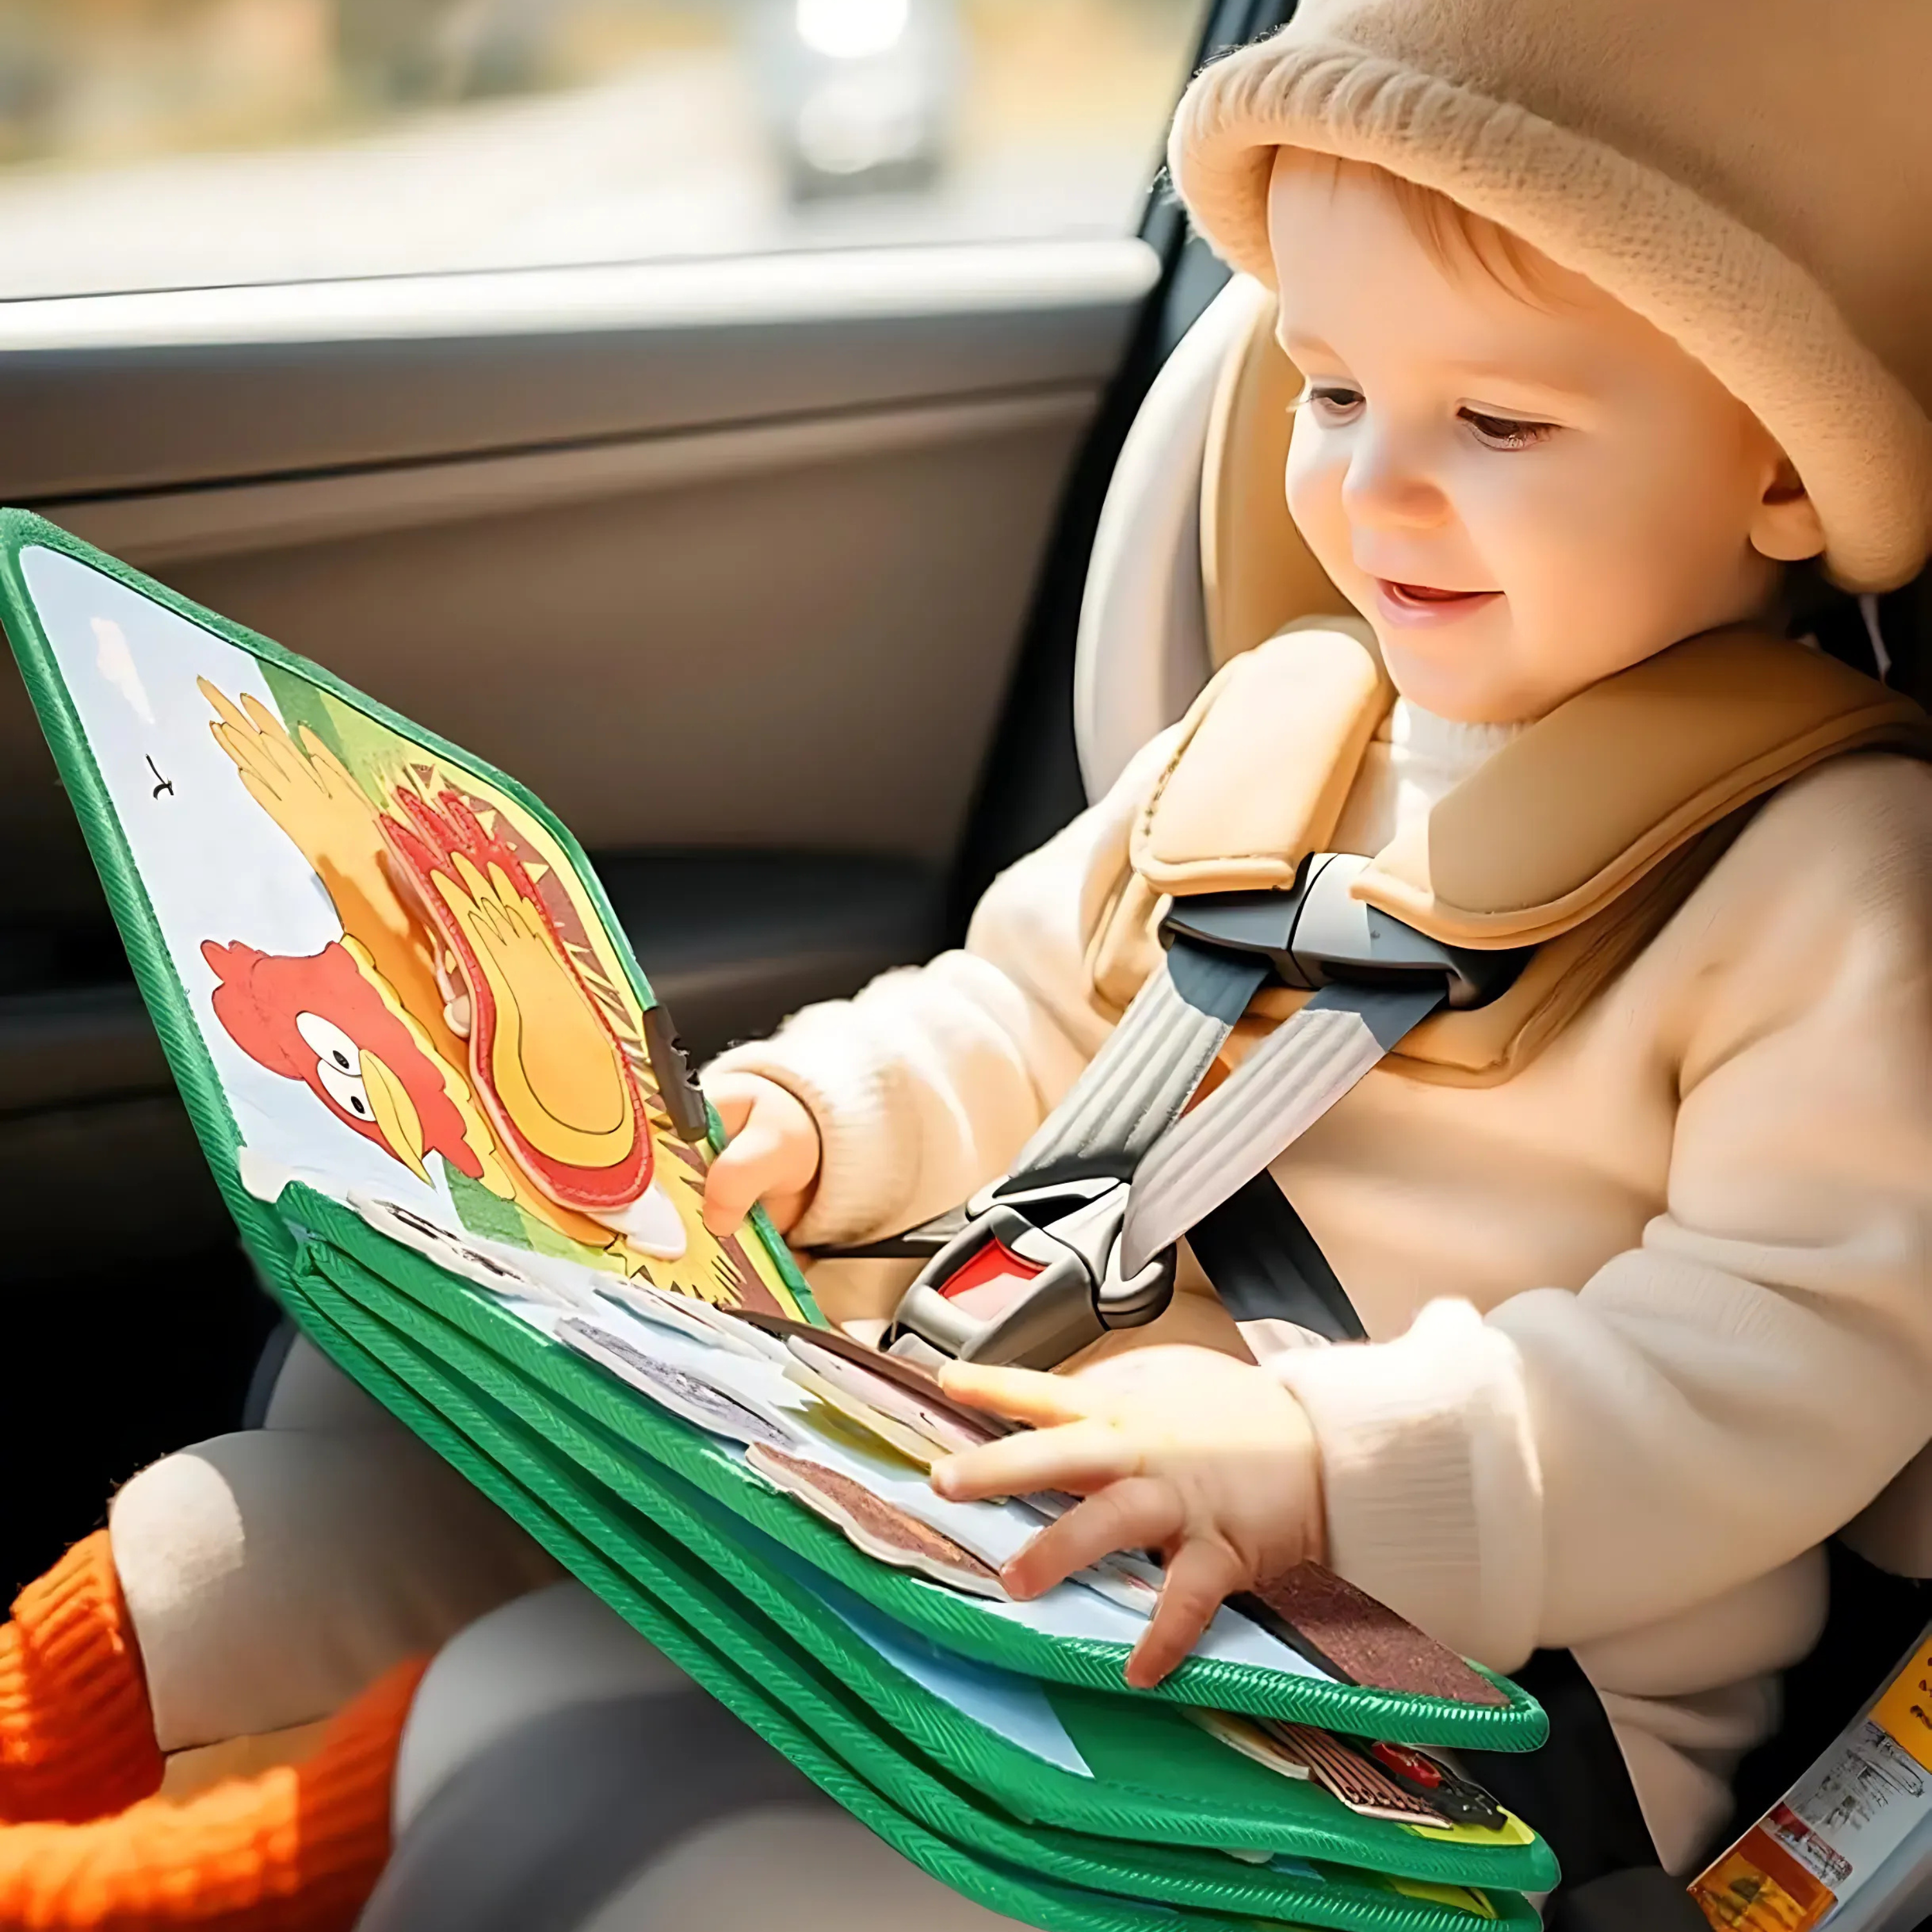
top-left (296, 1011), bottom-right (362, 1075)
top-left (316, 1057), bottom-right (374, 1122)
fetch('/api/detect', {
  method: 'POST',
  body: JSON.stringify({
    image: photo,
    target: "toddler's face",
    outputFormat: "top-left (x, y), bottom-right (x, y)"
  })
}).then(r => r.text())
top-left (1267, 156), bottom-right (1821, 723)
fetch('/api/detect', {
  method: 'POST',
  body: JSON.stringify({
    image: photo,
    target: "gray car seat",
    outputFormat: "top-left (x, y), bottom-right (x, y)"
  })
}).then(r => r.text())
top-left (356, 1580), bottom-right (1035, 1932)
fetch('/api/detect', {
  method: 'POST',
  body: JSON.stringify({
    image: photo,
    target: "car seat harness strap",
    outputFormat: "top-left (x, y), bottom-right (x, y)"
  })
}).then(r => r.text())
top-left (1004, 929), bottom-right (1271, 1188)
top-left (837, 851), bottom-right (1528, 1368)
top-left (818, 623), bottom-right (1929, 1370)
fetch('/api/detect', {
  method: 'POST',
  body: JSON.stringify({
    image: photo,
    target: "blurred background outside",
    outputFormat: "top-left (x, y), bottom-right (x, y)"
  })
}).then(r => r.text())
top-left (0, 0), bottom-right (1210, 299)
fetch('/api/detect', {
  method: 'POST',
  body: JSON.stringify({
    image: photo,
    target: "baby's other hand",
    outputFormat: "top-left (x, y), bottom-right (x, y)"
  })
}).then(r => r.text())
top-left (700, 1071), bottom-right (821, 1236)
top-left (934, 1347), bottom-right (1324, 1689)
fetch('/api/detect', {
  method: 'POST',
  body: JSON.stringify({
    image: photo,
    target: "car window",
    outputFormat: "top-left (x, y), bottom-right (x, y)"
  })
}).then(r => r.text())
top-left (0, 0), bottom-right (1211, 299)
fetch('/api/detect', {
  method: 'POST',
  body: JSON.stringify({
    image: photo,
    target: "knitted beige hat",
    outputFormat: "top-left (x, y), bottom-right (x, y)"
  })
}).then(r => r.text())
top-left (1170, 0), bottom-right (1932, 592)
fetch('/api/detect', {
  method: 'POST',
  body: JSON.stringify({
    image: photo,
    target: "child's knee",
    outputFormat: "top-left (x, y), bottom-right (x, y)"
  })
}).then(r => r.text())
top-left (110, 1426), bottom-right (560, 1752)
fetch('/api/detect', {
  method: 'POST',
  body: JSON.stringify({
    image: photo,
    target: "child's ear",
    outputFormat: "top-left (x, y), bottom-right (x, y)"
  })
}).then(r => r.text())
top-left (1750, 453), bottom-right (1827, 563)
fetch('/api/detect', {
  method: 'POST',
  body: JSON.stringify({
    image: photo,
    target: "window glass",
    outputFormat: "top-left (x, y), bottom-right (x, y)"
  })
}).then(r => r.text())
top-left (0, 0), bottom-right (1209, 299)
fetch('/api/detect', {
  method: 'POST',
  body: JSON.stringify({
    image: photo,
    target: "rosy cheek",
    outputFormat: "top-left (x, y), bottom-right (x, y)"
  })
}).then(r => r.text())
top-left (1448, 462), bottom-right (1556, 601)
top-left (1285, 431), bottom-right (1354, 580)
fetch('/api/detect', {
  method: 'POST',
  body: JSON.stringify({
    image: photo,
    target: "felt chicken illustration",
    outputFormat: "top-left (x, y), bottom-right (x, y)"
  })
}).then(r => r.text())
top-left (203, 936), bottom-right (508, 1194)
top-left (377, 785), bottom-right (659, 1223)
top-left (197, 677), bottom-right (692, 1270)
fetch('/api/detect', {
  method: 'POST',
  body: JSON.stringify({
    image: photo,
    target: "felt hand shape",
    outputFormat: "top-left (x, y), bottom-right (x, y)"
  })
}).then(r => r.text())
top-left (199, 677), bottom-right (466, 1074)
top-left (380, 790), bottom-right (652, 1213)
top-left (202, 679), bottom-right (388, 891)
top-left (934, 1346), bottom-right (1325, 1689)
top-left (430, 852), bottom-right (636, 1169)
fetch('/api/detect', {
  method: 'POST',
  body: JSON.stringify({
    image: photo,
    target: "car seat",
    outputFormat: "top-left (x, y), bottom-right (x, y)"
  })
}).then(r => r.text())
top-left (1072, 274), bottom-right (1932, 1931)
top-left (239, 272), bottom-right (1932, 1929)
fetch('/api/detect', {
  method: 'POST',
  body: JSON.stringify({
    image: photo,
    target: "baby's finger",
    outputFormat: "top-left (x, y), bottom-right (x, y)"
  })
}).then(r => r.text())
top-left (701, 1121), bottom-right (791, 1235)
top-left (1125, 1538), bottom-right (1245, 1689)
top-left (706, 1088), bottom-right (756, 1140)
top-left (940, 1360), bottom-right (1088, 1428)
top-left (931, 1418), bottom-right (1133, 1504)
top-left (1000, 1476), bottom-right (1182, 1600)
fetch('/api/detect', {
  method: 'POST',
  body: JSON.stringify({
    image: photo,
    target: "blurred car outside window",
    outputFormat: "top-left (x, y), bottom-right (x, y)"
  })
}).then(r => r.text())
top-left (0, 0), bottom-right (1211, 299)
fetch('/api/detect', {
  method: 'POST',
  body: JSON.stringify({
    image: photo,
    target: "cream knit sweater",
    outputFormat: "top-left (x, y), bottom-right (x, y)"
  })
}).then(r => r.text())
top-left (710, 703), bottom-right (1932, 1872)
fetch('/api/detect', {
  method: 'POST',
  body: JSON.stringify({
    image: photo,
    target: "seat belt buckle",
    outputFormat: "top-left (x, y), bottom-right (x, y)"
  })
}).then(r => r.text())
top-left (886, 1175), bottom-right (1176, 1370)
top-left (1159, 852), bottom-right (1528, 1011)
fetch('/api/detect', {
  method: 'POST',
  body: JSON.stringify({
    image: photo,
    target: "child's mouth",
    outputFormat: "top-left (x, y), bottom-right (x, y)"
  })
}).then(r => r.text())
top-left (1374, 578), bottom-right (1501, 625)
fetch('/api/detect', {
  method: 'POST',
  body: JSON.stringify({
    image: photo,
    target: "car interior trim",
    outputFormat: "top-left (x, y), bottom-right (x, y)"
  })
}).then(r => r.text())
top-left (49, 388), bottom-right (1099, 568)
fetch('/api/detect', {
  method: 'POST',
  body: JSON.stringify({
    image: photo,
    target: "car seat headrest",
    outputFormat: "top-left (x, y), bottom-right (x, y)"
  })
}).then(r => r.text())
top-left (1200, 277), bottom-right (1349, 668)
top-left (1075, 274), bottom-right (1350, 802)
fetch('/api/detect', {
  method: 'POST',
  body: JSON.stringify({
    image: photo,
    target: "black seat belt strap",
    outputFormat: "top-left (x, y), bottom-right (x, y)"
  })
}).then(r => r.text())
top-left (1458, 1649), bottom-right (1662, 1893)
top-left (1184, 1170), bottom-right (1365, 1340)
top-left (1187, 1200), bottom-right (1662, 1898)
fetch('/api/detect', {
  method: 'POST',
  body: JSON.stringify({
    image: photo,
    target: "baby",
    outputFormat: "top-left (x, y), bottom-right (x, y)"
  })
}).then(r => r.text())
top-left (698, 3), bottom-right (1932, 1880)
top-left (3, 0), bottom-right (1929, 1920)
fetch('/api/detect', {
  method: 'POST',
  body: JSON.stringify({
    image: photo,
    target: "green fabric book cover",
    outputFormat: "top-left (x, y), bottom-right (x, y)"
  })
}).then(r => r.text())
top-left (0, 510), bottom-right (1558, 1927)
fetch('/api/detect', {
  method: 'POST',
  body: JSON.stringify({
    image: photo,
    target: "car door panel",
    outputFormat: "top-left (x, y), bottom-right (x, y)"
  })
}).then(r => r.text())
top-left (0, 236), bottom-right (1153, 1307)
top-left (55, 384), bottom-right (1094, 862)
top-left (0, 242), bottom-right (1153, 500)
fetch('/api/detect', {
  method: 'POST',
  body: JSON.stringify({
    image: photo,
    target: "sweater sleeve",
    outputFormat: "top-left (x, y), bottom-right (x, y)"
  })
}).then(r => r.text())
top-left (1268, 755), bottom-right (1932, 1671)
top-left (704, 730), bottom-right (1180, 1249)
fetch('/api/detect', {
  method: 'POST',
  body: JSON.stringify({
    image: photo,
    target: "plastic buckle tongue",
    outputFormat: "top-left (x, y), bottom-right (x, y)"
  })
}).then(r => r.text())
top-left (887, 1175), bottom-right (1176, 1370)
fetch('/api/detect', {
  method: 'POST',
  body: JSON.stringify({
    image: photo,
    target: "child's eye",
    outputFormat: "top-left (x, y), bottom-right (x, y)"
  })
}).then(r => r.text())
top-left (1293, 384), bottom-right (1365, 424)
top-left (1459, 407), bottom-right (1557, 450)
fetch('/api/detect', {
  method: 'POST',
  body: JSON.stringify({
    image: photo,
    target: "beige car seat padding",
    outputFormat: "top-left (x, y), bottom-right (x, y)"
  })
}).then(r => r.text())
top-left (1074, 277), bottom-right (1240, 801)
top-left (1132, 615), bottom-right (1393, 893)
top-left (1358, 628), bottom-right (1932, 945)
top-left (1230, 822), bottom-right (1747, 1086)
top-left (1200, 277), bottom-right (1350, 668)
top-left (1133, 623), bottom-right (1930, 942)
top-left (1099, 621), bottom-right (1927, 1081)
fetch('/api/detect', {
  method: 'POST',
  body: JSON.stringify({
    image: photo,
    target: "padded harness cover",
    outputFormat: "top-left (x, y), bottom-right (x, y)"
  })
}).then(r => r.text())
top-left (1092, 620), bottom-right (1931, 1081)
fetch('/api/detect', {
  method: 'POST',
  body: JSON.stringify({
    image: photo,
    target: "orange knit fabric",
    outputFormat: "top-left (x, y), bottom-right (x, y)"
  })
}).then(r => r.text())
top-left (0, 1653), bottom-right (426, 1930)
top-left (1, 1535), bottom-right (162, 1826)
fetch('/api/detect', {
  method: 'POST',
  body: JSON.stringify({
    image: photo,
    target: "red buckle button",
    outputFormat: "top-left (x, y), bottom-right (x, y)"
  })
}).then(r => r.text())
top-left (938, 1236), bottom-right (1044, 1321)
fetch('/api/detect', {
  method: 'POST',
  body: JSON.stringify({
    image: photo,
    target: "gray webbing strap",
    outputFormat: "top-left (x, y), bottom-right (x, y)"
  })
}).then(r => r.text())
top-left (1003, 936), bottom-right (1271, 1188)
top-left (1118, 981), bottom-right (1443, 1275)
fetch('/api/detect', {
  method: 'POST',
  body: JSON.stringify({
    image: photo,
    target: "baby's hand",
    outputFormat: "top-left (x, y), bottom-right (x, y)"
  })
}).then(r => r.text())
top-left (934, 1346), bottom-right (1324, 1689)
top-left (700, 1072), bottom-right (822, 1236)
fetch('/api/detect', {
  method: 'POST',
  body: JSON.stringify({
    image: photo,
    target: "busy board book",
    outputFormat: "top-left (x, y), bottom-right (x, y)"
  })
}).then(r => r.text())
top-left (0, 511), bottom-right (1559, 1929)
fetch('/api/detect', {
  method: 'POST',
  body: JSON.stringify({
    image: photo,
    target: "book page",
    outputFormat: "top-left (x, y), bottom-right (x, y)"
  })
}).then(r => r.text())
top-left (22, 542), bottom-right (802, 1318)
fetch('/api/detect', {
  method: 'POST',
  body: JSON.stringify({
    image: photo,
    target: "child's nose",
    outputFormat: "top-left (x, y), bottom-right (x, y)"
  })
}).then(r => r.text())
top-left (1341, 431), bottom-right (1449, 531)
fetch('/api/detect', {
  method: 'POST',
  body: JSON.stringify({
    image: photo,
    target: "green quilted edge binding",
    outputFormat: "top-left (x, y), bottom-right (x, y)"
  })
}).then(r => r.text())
top-left (286, 1252), bottom-right (1552, 1922)
top-left (290, 1227), bottom-right (1558, 1895)
top-left (294, 1182), bottom-right (1547, 1754)
top-left (274, 1278), bottom-right (1273, 1932)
